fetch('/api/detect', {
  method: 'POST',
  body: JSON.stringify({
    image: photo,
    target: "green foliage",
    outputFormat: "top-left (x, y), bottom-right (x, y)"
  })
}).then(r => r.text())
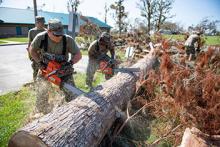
top-left (110, 0), bottom-right (128, 34)
top-left (0, 87), bottom-right (35, 147)
top-left (75, 37), bottom-right (85, 45)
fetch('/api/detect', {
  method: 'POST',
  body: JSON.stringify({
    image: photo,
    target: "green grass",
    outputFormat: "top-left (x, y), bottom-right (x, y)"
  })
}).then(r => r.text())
top-left (162, 34), bottom-right (185, 41)
top-left (145, 118), bottom-right (174, 146)
top-left (0, 87), bottom-right (35, 147)
top-left (0, 37), bottom-right (28, 43)
top-left (203, 36), bottom-right (220, 45)
top-left (80, 49), bottom-right (88, 55)
top-left (162, 34), bottom-right (220, 46)
top-left (115, 48), bottom-right (126, 62)
top-left (0, 40), bottom-right (6, 44)
top-left (74, 72), bottom-right (105, 92)
top-left (0, 72), bottom-right (105, 146)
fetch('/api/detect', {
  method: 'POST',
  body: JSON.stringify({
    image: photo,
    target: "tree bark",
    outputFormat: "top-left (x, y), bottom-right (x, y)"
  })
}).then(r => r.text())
top-left (179, 128), bottom-right (220, 147)
top-left (8, 49), bottom-right (158, 147)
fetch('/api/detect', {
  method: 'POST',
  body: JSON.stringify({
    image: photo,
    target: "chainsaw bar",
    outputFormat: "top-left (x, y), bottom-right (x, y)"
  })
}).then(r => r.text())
top-left (63, 83), bottom-right (85, 96)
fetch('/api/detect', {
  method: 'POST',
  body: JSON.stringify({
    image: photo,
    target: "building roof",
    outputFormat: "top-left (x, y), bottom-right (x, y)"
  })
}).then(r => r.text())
top-left (0, 7), bottom-right (111, 28)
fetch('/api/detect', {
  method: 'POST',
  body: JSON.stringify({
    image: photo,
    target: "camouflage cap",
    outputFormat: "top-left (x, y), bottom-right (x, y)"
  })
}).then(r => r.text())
top-left (48, 19), bottom-right (64, 36)
top-left (99, 32), bottom-right (111, 43)
top-left (35, 16), bottom-right (45, 23)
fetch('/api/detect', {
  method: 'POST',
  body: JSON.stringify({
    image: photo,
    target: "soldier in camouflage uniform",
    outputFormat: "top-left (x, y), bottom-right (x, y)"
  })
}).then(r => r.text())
top-left (29, 19), bottom-right (82, 114)
top-left (86, 32), bottom-right (115, 89)
top-left (184, 31), bottom-right (201, 61)
top-left (27, 16), bottom-right (46, 81)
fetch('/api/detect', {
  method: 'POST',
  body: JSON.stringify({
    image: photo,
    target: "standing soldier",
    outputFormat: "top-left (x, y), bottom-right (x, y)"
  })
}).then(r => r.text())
top-left (86, 32), bottom-right (115, 89)
top-left (184, 31), bottom-right (201, 61)
top-left (29, 19), bottom-right (82, 114)
top-left (27, 16), bottom-right (46, 81)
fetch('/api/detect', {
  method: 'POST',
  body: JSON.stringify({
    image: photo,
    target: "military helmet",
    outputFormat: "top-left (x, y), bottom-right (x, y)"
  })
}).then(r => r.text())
top-left (99, 32), bottom-right (111, 44)
top-left (35, 16), bottom-right (45, 23)
top-left (48, 19), bottom-right (64, 36)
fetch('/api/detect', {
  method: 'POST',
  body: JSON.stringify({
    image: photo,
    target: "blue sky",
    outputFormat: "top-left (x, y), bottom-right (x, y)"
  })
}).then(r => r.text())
top-left (1, 0), bottom-right (220, 29)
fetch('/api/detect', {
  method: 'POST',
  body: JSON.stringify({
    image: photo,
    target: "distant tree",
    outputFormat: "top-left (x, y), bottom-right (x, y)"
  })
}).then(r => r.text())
top-left (110, 0), bottom-right (128, 35)
top-left (137, 0), bottom-right (157, 35)
top-left (197, 17), bottom-right (220, 35)
top-left (161, 21), bottom-right (183, 33)
top-left (26, 3), bottom-right (45, 11)
top-left (188, 25), bottom-right (194, 32)
top-left (0, 0), bottom-right (3, 5)
top-left (188, 18), bottom-right (220, 35)
top-left (104, 3), bottom-right (109, 24)
top-left (67, 0), bottom-right (81, 12)
top-left (154, 0), bottom-right (174, 31)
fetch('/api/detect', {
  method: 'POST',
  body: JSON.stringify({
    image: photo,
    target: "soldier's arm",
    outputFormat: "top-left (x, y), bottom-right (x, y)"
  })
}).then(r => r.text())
top-left (88, 46), bottom-right (96, 58)
top-left (27, 30), bottom-right (32, 49)
top-left (29, 46), bottom-right (41, 62)
top-left (197, 37), bottom-right (201, 49)
top-left (29, 35), bottom-right (42, 63)
top-left (88, 42), bottom-right (99, 58)
top-left (109, 43), bottom-right (115, 59)
top-left (68, 36), bottom-right (82, 64)
top-left (71, 50), bottom-right (82, 64)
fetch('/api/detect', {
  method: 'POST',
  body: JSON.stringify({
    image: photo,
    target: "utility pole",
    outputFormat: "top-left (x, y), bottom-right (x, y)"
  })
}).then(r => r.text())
top-left (33, 0), bottom-right (38, 23)
top-left (71, 4), bottom-right (76, 39)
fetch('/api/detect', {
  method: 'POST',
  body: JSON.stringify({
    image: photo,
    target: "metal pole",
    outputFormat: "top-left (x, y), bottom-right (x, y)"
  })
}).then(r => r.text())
top-left (33, 0), bottom-right (38, 22)
top-left (72, 13), bottom-right (76, 39)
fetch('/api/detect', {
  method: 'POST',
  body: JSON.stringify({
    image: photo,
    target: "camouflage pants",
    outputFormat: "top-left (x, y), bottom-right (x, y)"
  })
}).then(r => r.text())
top-left (185, 46), bottom-right (196, 60)
top-left (86, 58), bottom-right (113, 88)
top-left (35, 73), bottom-right (75, 114)
top-left (31, 60), bottom-right (39, 81)
top-left (86, 58), bottom-right (99, 88)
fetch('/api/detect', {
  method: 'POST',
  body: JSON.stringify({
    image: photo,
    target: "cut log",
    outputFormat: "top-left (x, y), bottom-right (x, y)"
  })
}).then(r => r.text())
top-left (179, 127), bottom-right (220, 147)
top-left (8, 49), bottom-right (158, 147)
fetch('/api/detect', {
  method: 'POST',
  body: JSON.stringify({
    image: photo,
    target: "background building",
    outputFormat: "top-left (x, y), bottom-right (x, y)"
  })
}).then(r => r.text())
top-left (0, 7), bottom-right (111, 38)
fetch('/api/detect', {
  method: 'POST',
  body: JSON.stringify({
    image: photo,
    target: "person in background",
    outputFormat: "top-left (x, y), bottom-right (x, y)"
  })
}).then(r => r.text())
top-left (29, 19), bottom-right (82, 114)
top-left (86, 32), bottom-right (115, 90)
top-left (27, 16), bottom-right (46, 81)
top-left (184, 31), bottom-right (201, 61)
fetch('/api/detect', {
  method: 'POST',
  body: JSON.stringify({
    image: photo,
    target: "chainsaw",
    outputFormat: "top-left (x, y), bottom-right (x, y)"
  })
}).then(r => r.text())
top-left (41, 60), bottom-right (84, 96)
top-left (97, 55), bottom-right (140, 75)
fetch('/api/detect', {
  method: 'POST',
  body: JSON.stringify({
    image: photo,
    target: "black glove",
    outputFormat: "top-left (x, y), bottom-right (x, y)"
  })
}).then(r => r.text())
top-left (196, 48), bottom-right (200, 53)
top-left (63, 61), bottom-right (73, 67)
top-left (109, 59), bottom-right (115, 64)
top-left (97, 54), bottom-right (106, 61)
top-left (37, 61), bottom-right (47, 70)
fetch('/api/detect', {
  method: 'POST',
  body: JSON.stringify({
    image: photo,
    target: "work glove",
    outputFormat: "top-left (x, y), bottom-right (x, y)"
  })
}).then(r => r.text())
top-left (65, 61), bottom-right (73, 67)
top-left (196, 48), bottom-right (200, 53)
top-left (37, 61), bottom-right (47, 70)
top-left (109, 58), bottom-right (116, 65)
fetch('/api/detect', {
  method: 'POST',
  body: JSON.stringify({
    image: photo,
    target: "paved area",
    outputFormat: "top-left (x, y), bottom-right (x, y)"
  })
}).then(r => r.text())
top-left (0, 44), bottom-right (88, 95)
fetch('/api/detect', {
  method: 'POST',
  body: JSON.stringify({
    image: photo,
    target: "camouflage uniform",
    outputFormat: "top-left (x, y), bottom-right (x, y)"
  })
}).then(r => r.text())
top-left (184, 33), bottom-right (201, 60)
top-left (28, 16), bottom-right (46, 81)
top-left (31, 19), bottom-right (80, 114)
top-left (86, 32), bottom-right (115, 88)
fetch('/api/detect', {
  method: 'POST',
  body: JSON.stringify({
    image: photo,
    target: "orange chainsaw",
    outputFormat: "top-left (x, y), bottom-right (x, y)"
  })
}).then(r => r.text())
top-left (41, 61), bottom-right (84, 96)
top-left (98, 60), bottom-right (140, 75)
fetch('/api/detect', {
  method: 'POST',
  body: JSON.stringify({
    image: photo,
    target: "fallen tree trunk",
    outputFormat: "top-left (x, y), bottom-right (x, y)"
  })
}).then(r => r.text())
top-left (179, 127), bottom-right (220, 147)
top-left (9, 49), bottom-right (158, 147)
